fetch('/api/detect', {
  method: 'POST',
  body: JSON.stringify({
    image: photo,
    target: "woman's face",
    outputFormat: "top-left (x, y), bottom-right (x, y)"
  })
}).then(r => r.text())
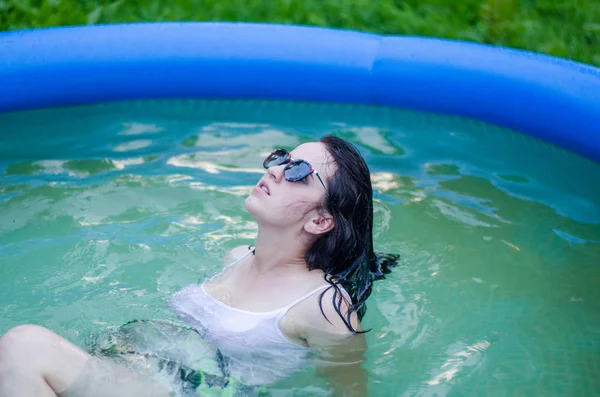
top-left (244, 142), bottom-right (335, 229)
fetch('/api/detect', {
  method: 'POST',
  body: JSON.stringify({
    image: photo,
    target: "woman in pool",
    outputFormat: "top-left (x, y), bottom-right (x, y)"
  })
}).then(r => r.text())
top-left (0, 136), bottom-right (398, 397)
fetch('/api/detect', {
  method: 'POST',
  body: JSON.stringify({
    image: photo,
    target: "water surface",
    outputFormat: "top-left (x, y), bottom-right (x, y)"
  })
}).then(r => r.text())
top-left (1, 100), bottom-right (599, 397)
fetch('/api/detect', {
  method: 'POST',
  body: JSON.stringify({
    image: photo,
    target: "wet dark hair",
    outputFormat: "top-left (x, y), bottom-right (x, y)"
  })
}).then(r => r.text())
top-left (305, 135), bottom-right (399, 333)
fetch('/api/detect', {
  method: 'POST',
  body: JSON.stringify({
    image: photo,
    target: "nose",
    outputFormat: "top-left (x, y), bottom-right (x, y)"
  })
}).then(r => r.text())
top-left (268, 164), bottom-right (285, 183)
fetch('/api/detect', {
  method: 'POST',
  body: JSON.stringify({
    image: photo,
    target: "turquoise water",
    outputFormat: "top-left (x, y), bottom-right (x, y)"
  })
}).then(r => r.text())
top-left (1, 100), bottom-right (599, 397)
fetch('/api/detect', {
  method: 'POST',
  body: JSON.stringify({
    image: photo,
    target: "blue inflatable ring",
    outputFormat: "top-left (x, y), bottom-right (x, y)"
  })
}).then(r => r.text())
top-left (1, 22), bottom-right (599, 161)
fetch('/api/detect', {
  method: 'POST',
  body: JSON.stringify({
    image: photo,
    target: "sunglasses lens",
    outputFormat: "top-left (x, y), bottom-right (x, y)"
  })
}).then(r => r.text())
top-left (284, 160), bottom-right (312, 181)
top-left (263, 149), bottom-right (289, 168)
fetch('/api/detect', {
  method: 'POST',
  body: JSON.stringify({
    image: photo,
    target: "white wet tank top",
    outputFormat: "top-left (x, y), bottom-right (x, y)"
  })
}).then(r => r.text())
top-left (169, 248), bottom-right (336, 386)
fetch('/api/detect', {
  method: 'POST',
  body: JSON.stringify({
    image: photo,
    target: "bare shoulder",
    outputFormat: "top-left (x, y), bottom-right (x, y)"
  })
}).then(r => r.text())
top-left (303, 285), bottom-right (362, 335)
top-left (221, 245), bottom-right (252, 267)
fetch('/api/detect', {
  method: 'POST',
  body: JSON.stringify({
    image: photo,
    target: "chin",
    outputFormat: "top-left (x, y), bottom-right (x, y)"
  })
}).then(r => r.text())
top-left (244, 195), bottom-right (294, 227)
top-left (244, 195), bottom-right (256, 213)
top-left (244, 195), bottom-right (265, 221)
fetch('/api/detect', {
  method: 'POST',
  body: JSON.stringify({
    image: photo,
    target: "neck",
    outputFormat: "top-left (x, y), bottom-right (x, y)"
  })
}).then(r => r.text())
top-left (252, 226), bottom-right (308, 273)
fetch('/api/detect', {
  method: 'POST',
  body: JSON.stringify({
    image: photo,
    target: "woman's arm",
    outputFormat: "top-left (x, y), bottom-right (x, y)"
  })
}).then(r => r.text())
top-left (309, 331), bottom-right (368, 397)
top-left (302, 288), bottom-right (369, 397)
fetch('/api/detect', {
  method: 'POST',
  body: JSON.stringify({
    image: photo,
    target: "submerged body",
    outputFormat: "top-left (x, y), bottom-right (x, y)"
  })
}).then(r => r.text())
top-left (170, 246), bottom-right (355, 386)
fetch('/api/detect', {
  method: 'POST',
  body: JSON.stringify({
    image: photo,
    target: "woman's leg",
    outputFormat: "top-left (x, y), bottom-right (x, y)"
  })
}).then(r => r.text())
top-left (0, 324), bottom-right (170, 397)
top-left (0, 324), bottom-right (90, 397)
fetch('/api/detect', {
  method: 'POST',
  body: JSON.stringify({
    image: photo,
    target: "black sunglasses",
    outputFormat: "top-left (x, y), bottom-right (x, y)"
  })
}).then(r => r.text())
top-left (263, 149), bottom-right (328, 193)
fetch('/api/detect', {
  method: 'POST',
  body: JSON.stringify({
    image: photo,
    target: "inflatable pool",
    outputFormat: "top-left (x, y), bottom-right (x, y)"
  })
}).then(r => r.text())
top-left (1, 22), bottom-right (600, 162)
top-left (2, 22), bottom-right (600, 397)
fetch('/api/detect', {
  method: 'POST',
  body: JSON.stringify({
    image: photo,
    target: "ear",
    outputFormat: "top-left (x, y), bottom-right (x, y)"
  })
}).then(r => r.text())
top-left (303, 211), bottom-right (335, 236)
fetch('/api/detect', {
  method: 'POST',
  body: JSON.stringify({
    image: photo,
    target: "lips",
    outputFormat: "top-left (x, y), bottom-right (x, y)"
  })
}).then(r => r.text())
top-left (257, 181), bottom-right (270, 195)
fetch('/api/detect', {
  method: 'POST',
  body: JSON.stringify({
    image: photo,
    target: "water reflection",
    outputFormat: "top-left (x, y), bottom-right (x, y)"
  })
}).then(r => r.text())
top-left (338, 127), bottom-right (405, 155)
top-left (118, 122), bottom-right (164, 136)
top-left (188, 182), bottom-right (252, 197)
top-left (113, 139), bottom-right (152, 152)
top-left (181, 126), bottom-right (300, 149)
top-left (371, 172), bottom-right (403, 191)
top-left (431, 199), bottom-right (497, 228)
top-left (4, 157), bottom-right (153, 177)
top-left (425, 339), bottom-right (491, 387)
top-left (167, 154), bottom-right (264, 175)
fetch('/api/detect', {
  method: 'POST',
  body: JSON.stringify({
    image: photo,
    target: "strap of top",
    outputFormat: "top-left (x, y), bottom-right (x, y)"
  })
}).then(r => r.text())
top-left (277, 284), bottom-right (352, 319)
top-left (206, 245), bottom-right (352, 316)
top-left (224, 246), bottom-right (255, 270)
top-left (205, 246), bottom-right (255, 282)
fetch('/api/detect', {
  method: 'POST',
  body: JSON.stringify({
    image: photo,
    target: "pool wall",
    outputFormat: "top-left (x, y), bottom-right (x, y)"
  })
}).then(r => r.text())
top-left (1, 22), bottom-right (600, 161)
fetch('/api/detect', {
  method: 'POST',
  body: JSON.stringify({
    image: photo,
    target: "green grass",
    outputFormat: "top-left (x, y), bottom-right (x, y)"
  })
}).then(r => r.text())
top-left (1, 0), bottom-right (599, 67)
